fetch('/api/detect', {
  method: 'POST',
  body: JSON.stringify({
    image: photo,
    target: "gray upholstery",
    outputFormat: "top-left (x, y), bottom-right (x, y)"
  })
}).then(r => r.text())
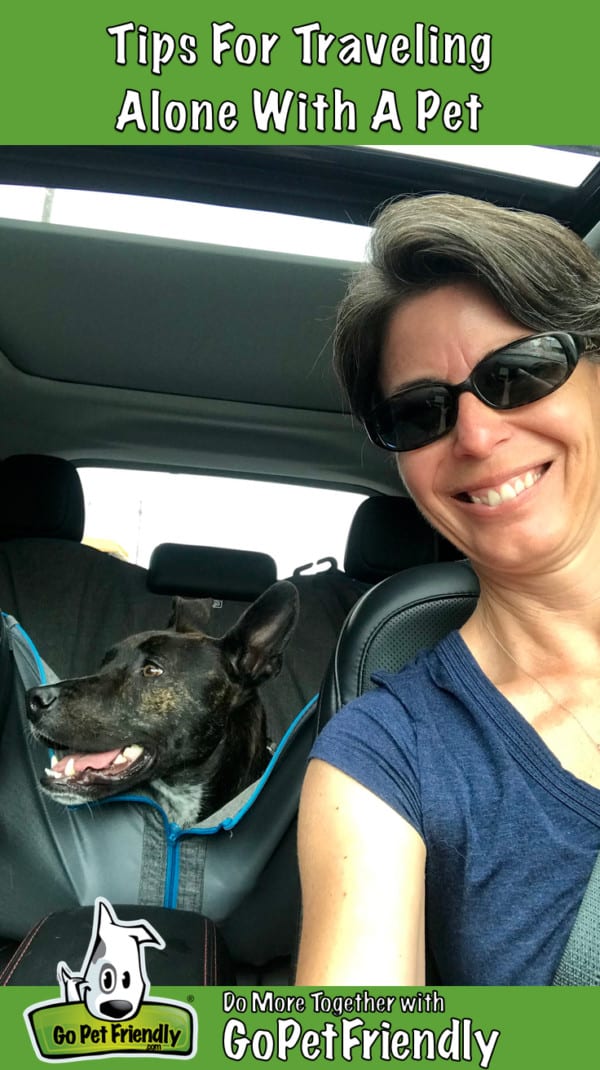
top-left (0, 537), bottom-right (171, 678)
top-left (0, 455), bottom-right (171, 676)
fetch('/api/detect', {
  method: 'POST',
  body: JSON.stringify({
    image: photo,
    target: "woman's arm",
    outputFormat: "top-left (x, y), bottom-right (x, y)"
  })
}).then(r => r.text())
top-left (295, 758), bottom-right (426, 985)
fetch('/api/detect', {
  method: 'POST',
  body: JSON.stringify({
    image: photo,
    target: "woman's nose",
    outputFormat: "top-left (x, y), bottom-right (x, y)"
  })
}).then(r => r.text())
top-left (451, 390), bottom-right (511, 458)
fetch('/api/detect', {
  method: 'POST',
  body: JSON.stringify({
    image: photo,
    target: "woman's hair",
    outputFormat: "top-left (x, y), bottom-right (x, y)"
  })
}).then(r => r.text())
top-left (334, 193), bottom-right (600, 422)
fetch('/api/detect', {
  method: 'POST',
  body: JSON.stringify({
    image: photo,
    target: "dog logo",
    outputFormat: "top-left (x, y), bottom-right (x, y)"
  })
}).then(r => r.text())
top-left (57, 898), bottom-right (164, 1021)
top-left (25, 898), bottom-right (197, 1061)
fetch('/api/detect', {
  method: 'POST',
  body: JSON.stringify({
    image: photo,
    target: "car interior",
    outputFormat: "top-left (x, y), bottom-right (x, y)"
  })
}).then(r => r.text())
top-left (1, 144), bottom-right (600, 986)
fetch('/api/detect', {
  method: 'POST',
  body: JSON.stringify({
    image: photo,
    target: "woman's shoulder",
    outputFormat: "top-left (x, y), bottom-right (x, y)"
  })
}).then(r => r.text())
top-left (365, 628), bottom-right (471, 713)
top-left (311, 629), bottom-right (489, 781)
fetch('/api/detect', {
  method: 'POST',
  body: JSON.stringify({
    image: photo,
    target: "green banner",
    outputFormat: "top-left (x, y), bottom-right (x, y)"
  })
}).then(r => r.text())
top-left (0, 0), bottom-right (597, 143)
top-left (3, 984), bottom-right (599, 1068)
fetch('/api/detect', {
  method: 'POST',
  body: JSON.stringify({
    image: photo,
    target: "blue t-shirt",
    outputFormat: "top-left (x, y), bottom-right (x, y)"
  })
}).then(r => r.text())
top-left (311, 630), bottom-right (600, 985)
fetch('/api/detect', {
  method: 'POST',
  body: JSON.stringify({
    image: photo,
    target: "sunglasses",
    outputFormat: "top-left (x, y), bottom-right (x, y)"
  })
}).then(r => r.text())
top-left (365, 331), bottom-right (586, 453)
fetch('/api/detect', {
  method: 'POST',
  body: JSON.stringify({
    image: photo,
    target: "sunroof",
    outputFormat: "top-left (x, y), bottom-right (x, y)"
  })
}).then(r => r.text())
top-left (366, 146), bottom-right (599, 187)
top-left (2, 147), bottom-right (596, 258)
top-left (0, 184), bottom-right (371, 262)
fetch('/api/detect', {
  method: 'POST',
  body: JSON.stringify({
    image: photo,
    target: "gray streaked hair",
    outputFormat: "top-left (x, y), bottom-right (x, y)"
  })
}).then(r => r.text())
top-left (334, 193), bottom-right (600, 422)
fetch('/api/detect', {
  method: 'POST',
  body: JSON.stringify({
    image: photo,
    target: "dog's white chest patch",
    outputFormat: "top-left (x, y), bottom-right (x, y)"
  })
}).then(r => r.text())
top-left (150, 779), bottom-right (205, 828)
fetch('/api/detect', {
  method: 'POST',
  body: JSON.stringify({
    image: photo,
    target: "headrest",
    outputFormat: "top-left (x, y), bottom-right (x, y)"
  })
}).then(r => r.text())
top-left (344, 496), bottom-right (461, 585)
top-left (148, 543), bottom-right (278, 601)
top-left (0, 454), bottom-right (85, 542)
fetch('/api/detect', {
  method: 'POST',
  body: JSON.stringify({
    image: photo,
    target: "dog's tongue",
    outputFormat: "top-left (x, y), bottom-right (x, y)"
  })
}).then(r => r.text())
top-left (52, 749), bottom-right (123, 774)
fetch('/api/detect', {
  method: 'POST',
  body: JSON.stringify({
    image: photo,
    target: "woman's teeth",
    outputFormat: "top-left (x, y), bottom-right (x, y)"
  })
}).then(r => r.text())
top-left (467, 468), bottom-right (543, 507)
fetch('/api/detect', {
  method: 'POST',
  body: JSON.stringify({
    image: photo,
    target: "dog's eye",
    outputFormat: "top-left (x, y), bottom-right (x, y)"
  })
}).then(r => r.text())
top-left (142, 661), bottom-right (163, 678)
top-left (100, 964), bottom-right (116, 993)
top-left (122, 970), bottom-right (131, 989)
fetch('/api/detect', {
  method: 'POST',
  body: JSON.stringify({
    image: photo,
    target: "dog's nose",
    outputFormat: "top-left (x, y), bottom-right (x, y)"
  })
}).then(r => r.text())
top-left (27, 685), bottom-right (59, 722)
top-left (99, 1000), bottom-right (134, 1019)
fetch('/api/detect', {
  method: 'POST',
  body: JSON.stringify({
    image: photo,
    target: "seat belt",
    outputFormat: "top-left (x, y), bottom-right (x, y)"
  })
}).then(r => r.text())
top-left (553, 853), bottom-right (600, 985)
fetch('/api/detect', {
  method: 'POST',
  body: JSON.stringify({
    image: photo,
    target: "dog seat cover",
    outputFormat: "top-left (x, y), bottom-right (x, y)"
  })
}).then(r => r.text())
top-left (0, 458), bottom-right (366, 974)
top-left (0, 611), bottom-right (320, 970)
top-left (0, 614), bottom-right (146, 934)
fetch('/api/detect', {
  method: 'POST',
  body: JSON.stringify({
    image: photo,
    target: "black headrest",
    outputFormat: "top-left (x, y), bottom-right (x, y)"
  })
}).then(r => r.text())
top-left (344, 496), bottom-right (461, 585)
top-left (147, 543), bottom-right (278, 601)
top-left (0, 454), bottom-right (85, 542)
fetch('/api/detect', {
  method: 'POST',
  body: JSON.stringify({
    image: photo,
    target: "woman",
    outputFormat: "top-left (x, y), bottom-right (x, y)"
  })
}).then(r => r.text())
top-left (295, 194), bottom-right (600, 986)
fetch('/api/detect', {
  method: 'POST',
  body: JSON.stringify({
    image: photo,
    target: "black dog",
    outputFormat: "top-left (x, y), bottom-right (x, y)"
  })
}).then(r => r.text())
top-left (26, 581), bottom-right (299, 828)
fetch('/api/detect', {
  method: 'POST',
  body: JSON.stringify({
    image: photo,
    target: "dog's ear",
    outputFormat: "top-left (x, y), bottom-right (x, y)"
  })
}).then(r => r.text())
top-left (221, 581), bottom-right (299, 687)
top-left (168, 597), bottom-right (212, 634)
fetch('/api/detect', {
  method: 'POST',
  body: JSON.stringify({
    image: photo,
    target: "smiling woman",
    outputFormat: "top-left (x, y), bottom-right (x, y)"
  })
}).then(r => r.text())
top-left (380, 287), bottom-right (600, 575)
top-left (296, 193), bottom-right (600, 986)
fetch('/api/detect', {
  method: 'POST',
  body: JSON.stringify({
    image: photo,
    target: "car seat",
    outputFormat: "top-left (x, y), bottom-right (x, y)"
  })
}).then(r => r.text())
top-left (316, 559), bottom-right (480, 727)
top-left (343, 495), bottom-right (462, 586)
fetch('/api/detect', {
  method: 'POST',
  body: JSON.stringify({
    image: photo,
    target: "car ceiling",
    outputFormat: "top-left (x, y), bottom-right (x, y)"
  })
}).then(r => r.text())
top-left (1, 146), bottom-right (599, 496)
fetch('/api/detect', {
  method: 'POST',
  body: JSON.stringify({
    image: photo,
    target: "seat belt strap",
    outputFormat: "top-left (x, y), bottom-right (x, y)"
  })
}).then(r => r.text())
top-left (553, 853), bottom-right (600, 985)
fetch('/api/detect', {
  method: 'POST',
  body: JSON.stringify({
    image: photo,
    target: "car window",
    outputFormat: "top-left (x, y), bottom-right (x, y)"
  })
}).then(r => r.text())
top-left (79, 466), bottom-right (366, 578)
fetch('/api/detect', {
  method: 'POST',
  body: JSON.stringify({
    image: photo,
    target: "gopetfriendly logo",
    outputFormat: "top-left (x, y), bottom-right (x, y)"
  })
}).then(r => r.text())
top-left (25, 897), bottom-right (197, 1061)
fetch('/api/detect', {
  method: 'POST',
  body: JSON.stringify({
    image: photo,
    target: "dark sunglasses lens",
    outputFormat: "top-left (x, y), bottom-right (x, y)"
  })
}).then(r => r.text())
top-left (373, 385), bottom-right (455, 451)
top-left (473, 335), bottom-right (572, 409)
top-left (368, 333), bottom-right (580, 452)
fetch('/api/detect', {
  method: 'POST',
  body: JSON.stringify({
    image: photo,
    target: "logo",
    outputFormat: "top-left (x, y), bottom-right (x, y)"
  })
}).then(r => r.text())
top-left (25, 897), bottom-right (197, 1061)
